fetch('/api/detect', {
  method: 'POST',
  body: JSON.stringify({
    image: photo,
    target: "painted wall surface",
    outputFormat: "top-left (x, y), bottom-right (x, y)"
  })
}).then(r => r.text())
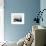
top-left (40, 0), bottom-right (46, 27)
top-left (4, 0), bottom-right (40, 42)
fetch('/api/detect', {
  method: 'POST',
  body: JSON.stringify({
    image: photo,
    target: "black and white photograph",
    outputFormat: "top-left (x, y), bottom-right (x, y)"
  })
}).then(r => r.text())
top-left (11, 13), bottom-right (24, 24)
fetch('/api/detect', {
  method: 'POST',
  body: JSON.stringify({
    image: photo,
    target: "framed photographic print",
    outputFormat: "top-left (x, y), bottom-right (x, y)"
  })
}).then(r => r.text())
top-left (11, 13), bottom-right (24, 24)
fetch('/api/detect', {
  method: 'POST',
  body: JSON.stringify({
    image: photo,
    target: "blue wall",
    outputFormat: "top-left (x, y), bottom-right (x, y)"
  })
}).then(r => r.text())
top-left (40, 0), bottom-right (46, 27)
top-left (4, 0), bottom-right (40, 42)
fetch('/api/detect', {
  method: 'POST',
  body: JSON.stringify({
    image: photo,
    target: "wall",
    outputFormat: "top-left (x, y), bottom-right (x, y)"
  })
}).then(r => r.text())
top-left (40, 0), bottom-right (46, 27)
top-left (4, 0), bottom-right (40, 42)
